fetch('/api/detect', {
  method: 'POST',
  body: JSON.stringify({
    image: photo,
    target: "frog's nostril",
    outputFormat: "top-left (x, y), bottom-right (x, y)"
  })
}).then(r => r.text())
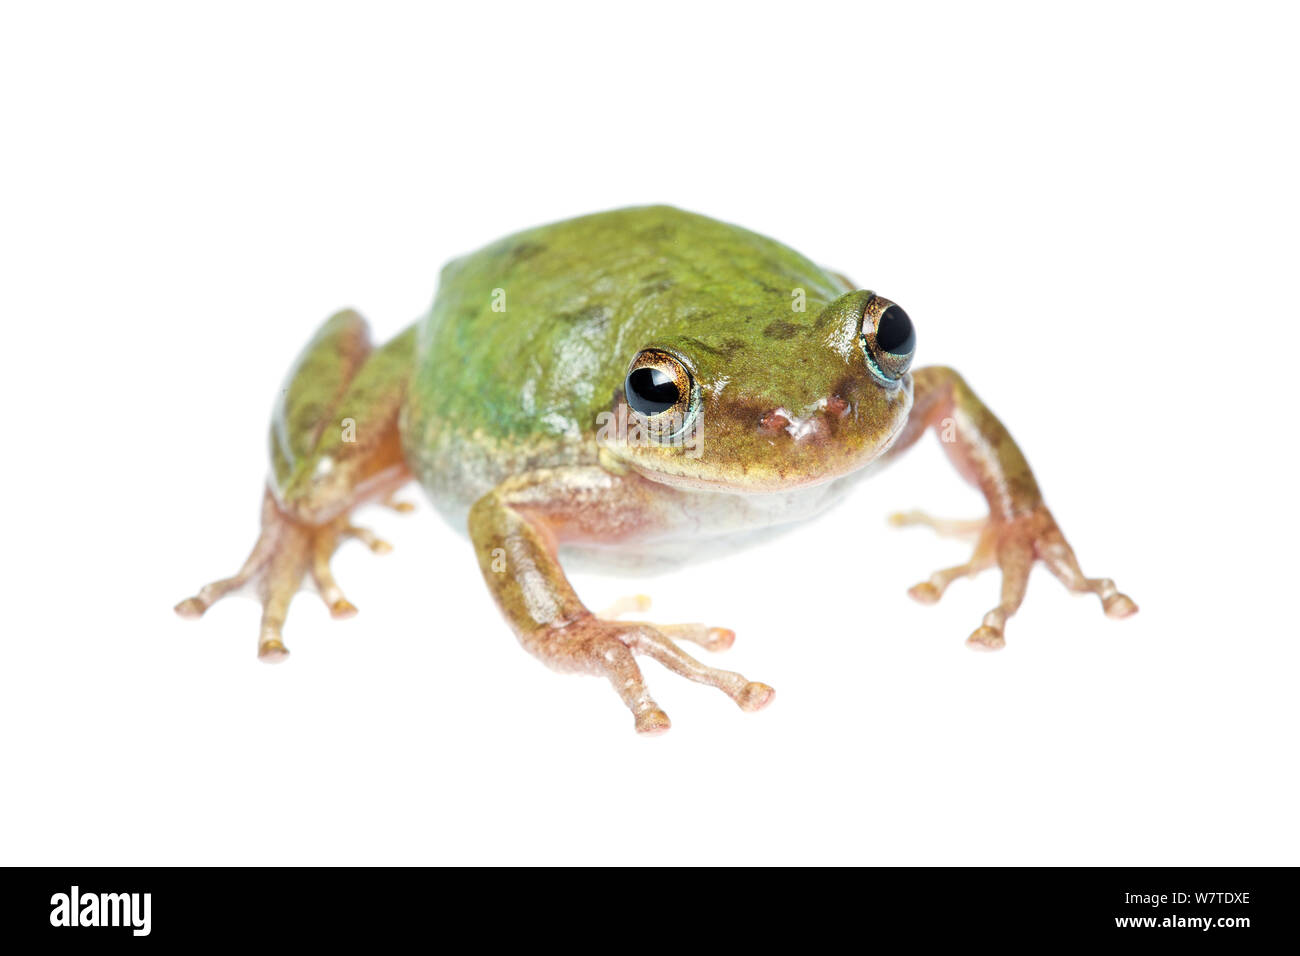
top-left (826, 395), bottom-right (850, 418)
top-left (758, 408), bottom-right (834, 443)
top-left (758, 410), bottom-right (791, 436)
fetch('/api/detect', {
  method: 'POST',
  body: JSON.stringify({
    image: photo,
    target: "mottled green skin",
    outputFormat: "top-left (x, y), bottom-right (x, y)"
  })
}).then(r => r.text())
top-left (403, 206), bottom-right (912, 513)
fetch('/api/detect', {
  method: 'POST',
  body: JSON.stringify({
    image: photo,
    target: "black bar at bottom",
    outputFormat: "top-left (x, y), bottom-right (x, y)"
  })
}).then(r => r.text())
top-left (0, 866), bottom-right (1289, 945)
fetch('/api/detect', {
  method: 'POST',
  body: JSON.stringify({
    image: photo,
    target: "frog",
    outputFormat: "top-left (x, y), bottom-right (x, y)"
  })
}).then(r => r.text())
top-left (175, 205), bottom-right (1137, 735)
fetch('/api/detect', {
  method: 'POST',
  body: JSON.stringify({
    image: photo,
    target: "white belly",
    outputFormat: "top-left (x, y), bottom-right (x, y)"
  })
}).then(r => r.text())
top-left (562, 464), bottom-right (877, 574)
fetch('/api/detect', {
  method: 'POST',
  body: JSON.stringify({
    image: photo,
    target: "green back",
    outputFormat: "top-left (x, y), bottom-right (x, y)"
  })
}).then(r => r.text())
top-left (409, 205), bottom-right (845, 451)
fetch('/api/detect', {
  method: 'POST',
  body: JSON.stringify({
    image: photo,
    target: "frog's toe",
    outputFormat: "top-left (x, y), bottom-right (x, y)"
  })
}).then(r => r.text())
top-left (907, 581), bottom-right (943, 604)
top-left (1037, 525), bottom-right (1139, 621)
top-left (173, 596), bottom-right (208, 619)
top-left (381, 494), bottom-right (417, 514)
top-left (1104, 592), bottom-right (1139, 619)
top-left (657, 623), bottom-right (736, 652)
top-left (906, 555), bottom-right (993, 606)
top-left (889, 510), bottom-right (986, 539)
top-left (344, 523), bottom-right (393, 554)
top-left (966, 623), bottom-right (1007, 651)
top-left (309, 524), bottom-right (364, 619)
top-left (598, 595), bottom-right (736, 651)
top-left (896, 511), bottom-right (997, 606)
top-left (634, 708), bottom-right (673, 736)
top-left (598, 594), bottom-right (653, 619)
top-left (257, 638), bottom-right (290, 663)
top-left (736, 681), bottom-right (776, 711)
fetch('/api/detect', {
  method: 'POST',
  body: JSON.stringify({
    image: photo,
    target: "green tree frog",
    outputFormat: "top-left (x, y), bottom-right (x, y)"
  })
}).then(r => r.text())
top-left (176, 206), bottom-right (1137, 734)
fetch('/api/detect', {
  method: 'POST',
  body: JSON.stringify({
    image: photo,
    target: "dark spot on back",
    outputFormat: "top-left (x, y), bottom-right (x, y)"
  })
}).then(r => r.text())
top-left (639, 224), bottom-right (675, 243)
top-left (640, 277), bottom-right (675, 295)
top-left (556, 304), bottom-right (612, 327)
top-left (763, 320), bottom-right (800, 340)
top-left (502, 241), bottom-right (545, 268)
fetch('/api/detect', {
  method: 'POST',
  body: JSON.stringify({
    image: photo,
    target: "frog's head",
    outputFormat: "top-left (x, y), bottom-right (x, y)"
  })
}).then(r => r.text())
top-left (600, 290), bottom-right (916, 492)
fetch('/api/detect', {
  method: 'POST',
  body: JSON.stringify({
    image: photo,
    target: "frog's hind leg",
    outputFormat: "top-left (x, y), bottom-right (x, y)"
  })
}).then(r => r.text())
top-left (175, 310), bottom-right (416, 660)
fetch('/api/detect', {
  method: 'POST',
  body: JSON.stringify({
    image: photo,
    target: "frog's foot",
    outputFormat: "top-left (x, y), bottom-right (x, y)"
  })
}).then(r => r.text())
top-left (174, 488), bottom-right (391, 660)
top-left (530, 613), bottom-right (773, 735)
top-left (597, 594), bottom-right (736, 651)
top-left (897, 506), bottom-right (1138, 650)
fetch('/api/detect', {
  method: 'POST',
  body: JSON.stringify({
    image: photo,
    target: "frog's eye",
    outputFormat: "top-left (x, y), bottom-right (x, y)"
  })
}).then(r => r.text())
top-left (624, 349), bottom-right (694, 427)
top-left (860, 296), bottom-right (916, 386)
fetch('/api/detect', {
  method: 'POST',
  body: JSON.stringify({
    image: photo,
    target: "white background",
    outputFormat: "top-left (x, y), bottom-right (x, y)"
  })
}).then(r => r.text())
top-left (2, 1), bottom-right (1297, 866)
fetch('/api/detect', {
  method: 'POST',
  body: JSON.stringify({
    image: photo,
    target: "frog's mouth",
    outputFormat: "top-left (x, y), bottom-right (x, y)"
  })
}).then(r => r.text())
top-left (605, 424), bottom-right (906, 495)
top-left (617, 449), bottom-right (890, 495)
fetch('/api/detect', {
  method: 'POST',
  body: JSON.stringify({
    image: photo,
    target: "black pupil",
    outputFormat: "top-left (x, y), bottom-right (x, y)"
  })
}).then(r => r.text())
top-left (626, 366), bottom-right (680, 415)
top-left (876, 305), bottom-right (916, 355)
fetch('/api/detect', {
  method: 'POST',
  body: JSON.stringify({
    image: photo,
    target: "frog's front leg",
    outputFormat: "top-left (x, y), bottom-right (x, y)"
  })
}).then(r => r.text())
top-left (885, 366), bottom-right (1138, 650)
top-left (469, 468), bottom-right (774, 734)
